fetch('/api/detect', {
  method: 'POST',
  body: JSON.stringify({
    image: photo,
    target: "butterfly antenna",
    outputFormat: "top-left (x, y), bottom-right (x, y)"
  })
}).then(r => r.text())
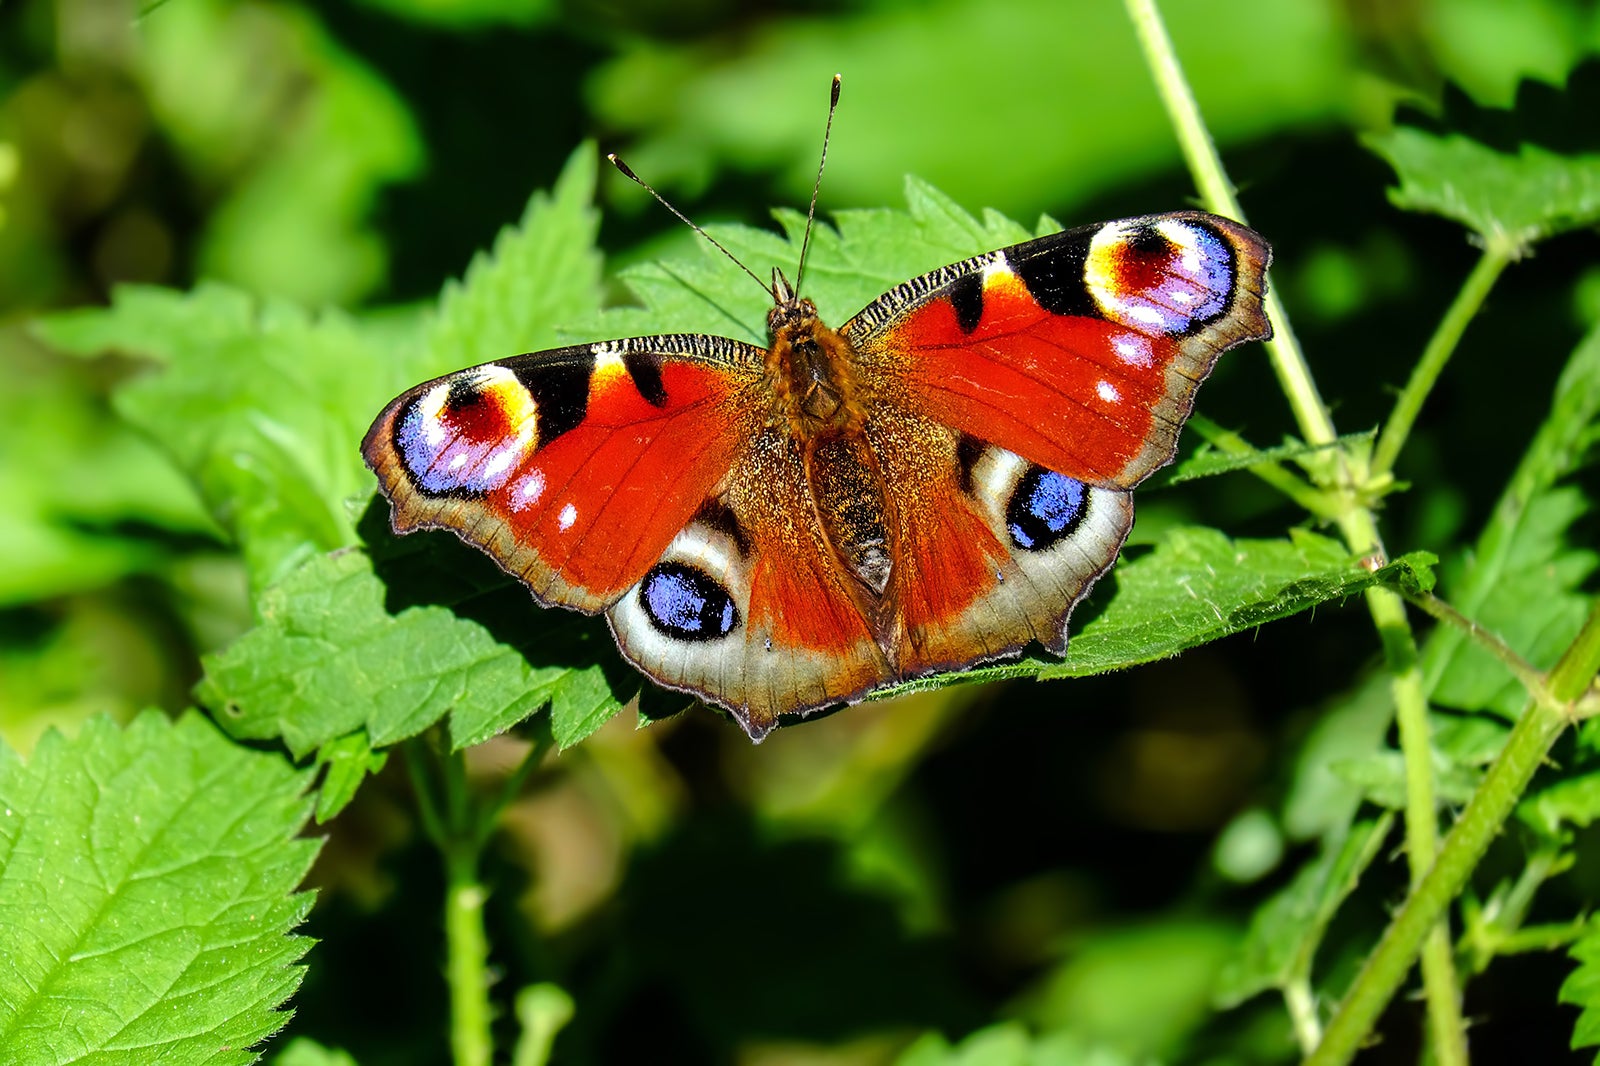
top-left (607, 153), bottom-right (771, 298)
top-left (794, 73), bottom-right (842, 298)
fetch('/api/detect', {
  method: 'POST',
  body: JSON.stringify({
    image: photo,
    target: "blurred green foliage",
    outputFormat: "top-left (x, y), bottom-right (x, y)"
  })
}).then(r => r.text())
top-left (3, 0), bottom-right (1600, 1064)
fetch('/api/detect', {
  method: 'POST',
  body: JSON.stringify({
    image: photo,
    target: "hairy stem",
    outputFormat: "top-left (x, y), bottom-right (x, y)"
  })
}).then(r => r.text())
top-left (1123, 0), bottom-right (1467, 1056)
top-left (1404, 589), bottom-right (1551, 704)
top-left (1304, 700), bottom-right (1567, 1066)
top-left (409, 740), bottom-right (497, 1066)
top-left (1123, 0), bottom-right (1335, 451)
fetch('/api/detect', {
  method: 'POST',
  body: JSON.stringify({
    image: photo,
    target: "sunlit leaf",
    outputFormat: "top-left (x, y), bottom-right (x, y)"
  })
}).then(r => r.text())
top-left (0, 713), bottom-right (318, 1064)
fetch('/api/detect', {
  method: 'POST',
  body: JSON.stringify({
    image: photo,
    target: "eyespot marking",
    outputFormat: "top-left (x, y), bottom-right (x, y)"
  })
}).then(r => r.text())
top-left (1085, 218), bottom-right (1234, 335)
top-left (1006, 468), bottom-right (1088, 551)
top-left (640, 562), bottom-right (740, 641)
top-left (396, 366), bottom-right (536, 496)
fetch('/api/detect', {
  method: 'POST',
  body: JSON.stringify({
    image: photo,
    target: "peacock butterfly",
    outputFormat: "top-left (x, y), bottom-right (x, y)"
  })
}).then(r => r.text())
top-left (362, 92), bottom-right (1272, 742)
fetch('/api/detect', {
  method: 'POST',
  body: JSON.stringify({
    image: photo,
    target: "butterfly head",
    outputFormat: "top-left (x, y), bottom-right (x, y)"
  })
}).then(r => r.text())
top-left (766, 267), bottom-right (820, 337)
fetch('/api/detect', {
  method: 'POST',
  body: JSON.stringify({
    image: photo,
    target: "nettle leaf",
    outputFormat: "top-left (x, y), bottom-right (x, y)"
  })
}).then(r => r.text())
top-left (0, 712), bottom-right (318, 1064)
top-left (312, 731), bottom-right (388, 823)
top-left (573, 175), bottom-right (1039, 346)
top-left (37, 285), bottom-right (409, 590)
top-left (0, 330), bottom-right (219, 607)
top-left (197, 547), bottom-right (620, 759)
top-left (1159, 427), bottom-right (1372, 487)
top-left (1563, 917), bottom-right (1600, 1060)
top-left (1422, 318), bottom-right (1600, 717)
top-left (1214, 815), bottom-right (1393, 1008)
top-left (1364, 72), bottom-right (1600, 249)
top-left (1051, 530), bottom-right (1430, 678)
top-left (1280, 673), bottom-right (1394, 841)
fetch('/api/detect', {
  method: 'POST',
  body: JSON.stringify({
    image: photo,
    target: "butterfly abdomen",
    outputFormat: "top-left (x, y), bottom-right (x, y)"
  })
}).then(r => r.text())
top-left (806, 434), bottom-right (893, 598)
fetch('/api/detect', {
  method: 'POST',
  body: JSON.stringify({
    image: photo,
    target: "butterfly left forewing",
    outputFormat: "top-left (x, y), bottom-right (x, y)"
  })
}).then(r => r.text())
top-left (362, 335), bottom-right (767, 613)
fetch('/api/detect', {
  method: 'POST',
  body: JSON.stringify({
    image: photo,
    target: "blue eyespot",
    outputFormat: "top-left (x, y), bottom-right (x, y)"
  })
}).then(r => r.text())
top-left (1006, 468), bottom-right (1087, 551)
top-left (641, 563), bottom-right (739, 641)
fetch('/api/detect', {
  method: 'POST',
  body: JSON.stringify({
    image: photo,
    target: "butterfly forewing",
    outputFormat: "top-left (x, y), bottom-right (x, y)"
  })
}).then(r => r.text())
top-left (363, 335), bottom-right (767, 612)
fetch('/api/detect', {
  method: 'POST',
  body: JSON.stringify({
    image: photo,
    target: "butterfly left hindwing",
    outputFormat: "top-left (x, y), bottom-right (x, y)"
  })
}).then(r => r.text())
top-left (363, 209), bottom-right (1271, 740)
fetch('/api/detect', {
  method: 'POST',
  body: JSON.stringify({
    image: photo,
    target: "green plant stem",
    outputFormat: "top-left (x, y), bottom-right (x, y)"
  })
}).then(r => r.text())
top-left (1402, 588), bottom-right (1551, 703)
top-left (447, 842), bottom-right (493, 1066)
top-left (1123, 1), bottom-right (1467, 1056)
top-left (406, 740), bottom-right (497, 1066)
top-left (1309, 604), bottom-right (1600, 1066)
top-left (1285, 979), bottom-right (1322, 1053)
top-left (1364, 583), bottom-right (1468, 1066)
top-left (1556, 602), bottom-right (1600, 708)
top-left (1372, 247), bottom-right (1511, 478)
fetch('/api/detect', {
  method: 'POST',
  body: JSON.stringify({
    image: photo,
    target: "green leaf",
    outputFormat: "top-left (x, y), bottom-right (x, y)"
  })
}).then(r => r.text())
top-left (1422, 319), bottom-right (1600, 717)
top-left (1562, 916), bottom-right (1600, 1059)
top-left (197, 548), bottom-right (621, 759)
top-left (876, 530), bottom-right (1432, 702)
top-left (1326, 750), bottom-right (1483, 812)
top-left (1521, 773), bottom-right (1600, 840)
top-left (1214, 815), bottom-right (1393, 1008)
top-left (575, 175), bottom-right (1039, 347)
top-left (35, 145), bottom-right (606, 596)
top-left (1367, 128), bottom-right (1600, 249)
top-left (36, 287), bottom-right (405, 589)
top-left (0, 712), bottom-right (318, 1064)
top-left (0, 327), bottom-right (215, 606)
top-left (1051, 530), bottom-right (1430, 678)
top-left (1159, 429), bottom-right (1372, 486)
top-left (1364, 76), bottom-right (1600, 250)
top-left (588, 0), bottom-right (1346, 217)
top-left (139, 0), bottom-right (423, 305)
top-left (312, 730), bottom-right (389, 823)
top-left (1281, 673), bottom-right (1394, 841)
top-left (1016, 921), bottom-right (1238, 1058)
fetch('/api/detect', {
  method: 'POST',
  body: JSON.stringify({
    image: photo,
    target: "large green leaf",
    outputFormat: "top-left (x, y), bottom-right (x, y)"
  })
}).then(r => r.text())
top-left (0, 713), bottom-right (318, 1065)
top-left (588, 0), bottom-right (1346, 217)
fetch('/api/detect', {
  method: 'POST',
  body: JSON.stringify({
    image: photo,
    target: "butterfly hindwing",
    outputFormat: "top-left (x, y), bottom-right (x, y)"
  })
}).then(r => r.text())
top-left (845, 210), bottom-right (1271, 487)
